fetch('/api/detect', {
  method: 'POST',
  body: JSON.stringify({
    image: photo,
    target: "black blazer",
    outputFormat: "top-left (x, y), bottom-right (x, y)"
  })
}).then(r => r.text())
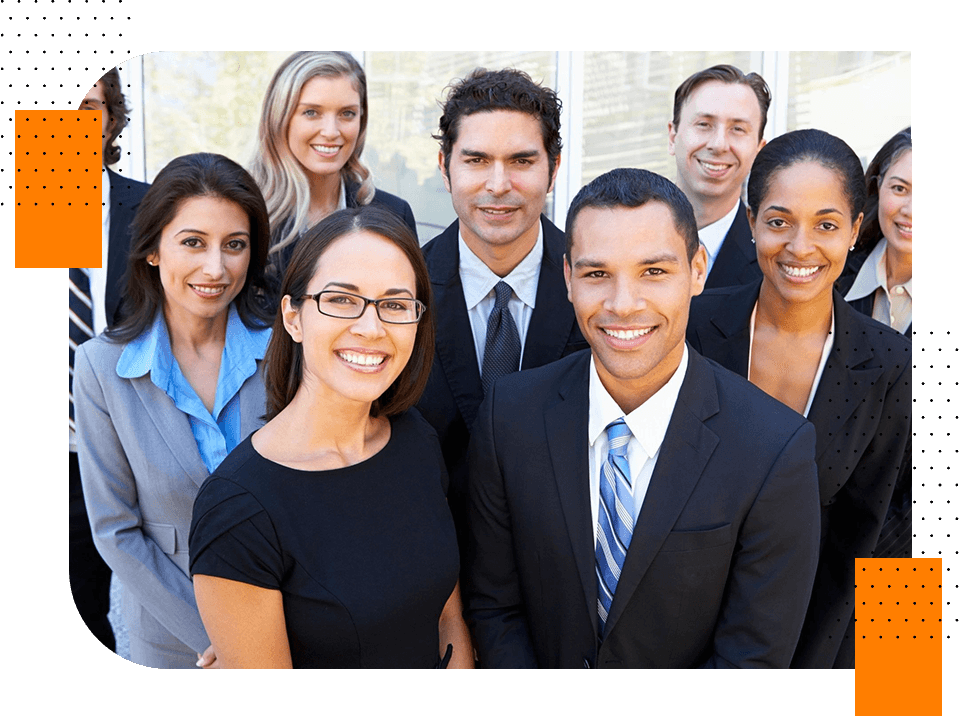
top-left (687, 282), bottom-right (912, 668)
top-left (105, 168), bottom-right (150, 327)
top-left (465, 348), bottom-right (821, 668)
top-left (704, 201), bottom-right (762, 290)
top-left (835, 248), bottom-right (912, 338)
top-left (416, 216), bottom-right (588, 548)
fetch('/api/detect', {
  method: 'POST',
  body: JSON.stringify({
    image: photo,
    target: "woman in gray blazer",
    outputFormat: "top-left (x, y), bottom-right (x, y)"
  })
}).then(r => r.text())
top-left (73, 153), bottom-right (274, 668)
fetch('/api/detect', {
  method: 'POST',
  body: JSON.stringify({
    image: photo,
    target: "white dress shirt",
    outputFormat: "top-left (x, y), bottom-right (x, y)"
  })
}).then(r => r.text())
top-left (697, 201), bottom-right (740, 279)
top-left (587, 346), bottom-right (690, 545)
top-left (89, 166), bottom-right (112, 336)
top-left (844, 237), bottom-right (912, 334)
top-left (458, 219), bottom-right (544, 369)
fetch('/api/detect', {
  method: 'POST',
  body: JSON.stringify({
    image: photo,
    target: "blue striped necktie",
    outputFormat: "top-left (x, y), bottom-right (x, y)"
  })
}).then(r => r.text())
top-left (69, 267), bottom-right (94, 434)
top-left (596, 418), bottom-right (634, 636)
top-left (481, 280), bottom-right (521, 396)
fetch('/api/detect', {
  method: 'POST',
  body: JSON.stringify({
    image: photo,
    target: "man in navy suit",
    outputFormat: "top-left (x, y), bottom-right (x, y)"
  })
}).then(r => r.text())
top-left (416, 68), bottom-right (586, 544)
top-left (70, 67), bottom-right (150, 651)
top-left (668, 64), bottom-right (769, 289)
top-left (465, 168), bottom-right (820, 668)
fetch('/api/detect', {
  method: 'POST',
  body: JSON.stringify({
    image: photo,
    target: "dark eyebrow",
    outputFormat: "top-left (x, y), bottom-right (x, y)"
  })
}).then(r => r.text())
top-left (458, 148), bottom-right (541, 160)
top-left (691, 111), bottom-right (754, 126)
top-left (175, 229), bottom-right (250, 238)
top-left (573, 253), bottom-right (680, 270)
top-left (888, 175), bottom-right (911, 185)
top-left (322, 282), bottom-right (413, 297)
top-left (764, 205), bottom-right (845, 217)
top-left (296, 102), bottom-right (360, 111)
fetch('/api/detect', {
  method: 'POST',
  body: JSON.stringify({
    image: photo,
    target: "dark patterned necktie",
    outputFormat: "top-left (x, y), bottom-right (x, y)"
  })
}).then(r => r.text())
top-left (69, 267), bottom-right (94, 433)
top-left (480, 280), bottom-right (521, 396)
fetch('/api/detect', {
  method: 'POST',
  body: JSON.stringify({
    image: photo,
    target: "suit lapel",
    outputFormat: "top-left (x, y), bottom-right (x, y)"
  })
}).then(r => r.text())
top-left (807, 294), bottom-right (884, 464)
top-left (696, 281), bottom-right (760, 378)
top-left (106, 169), bottom-right (145, 325)
top-left (604, 350), bottom-right (721, 636)
top-left (238, 360), bottom-right (268, 440)
top-left (704, 202), bottom-right (757, 289)
top-left (428, 221), bottom-right (486, 429)
top-left (130, 377), bottom-right (208, 487)
top-left (522, 217), bottom-right (577, 369)
top-left (543, 352), bottom-right (598, 637)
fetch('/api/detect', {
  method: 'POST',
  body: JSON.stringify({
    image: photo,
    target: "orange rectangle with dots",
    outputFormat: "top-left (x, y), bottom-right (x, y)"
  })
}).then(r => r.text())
top-left (14, 111), bottom-right (102, 268)
top-left (855, 558), bottom-right (941, 715)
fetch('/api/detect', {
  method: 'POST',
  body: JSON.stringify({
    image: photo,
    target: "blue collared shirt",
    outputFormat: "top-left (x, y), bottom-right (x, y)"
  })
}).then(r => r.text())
top-left (116, 305), bottom-right (271, 473)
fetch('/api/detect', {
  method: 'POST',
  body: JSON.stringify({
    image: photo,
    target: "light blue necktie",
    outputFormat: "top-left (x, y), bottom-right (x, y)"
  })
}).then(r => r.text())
top-left (596, 418), bottom-right (634, 636)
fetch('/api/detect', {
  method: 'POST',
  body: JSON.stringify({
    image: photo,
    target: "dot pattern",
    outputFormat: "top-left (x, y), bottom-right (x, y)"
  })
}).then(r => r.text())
top-left (15, 110), bottom-right (99, 266)
top-left (856, 559), bottom-right (941, 713)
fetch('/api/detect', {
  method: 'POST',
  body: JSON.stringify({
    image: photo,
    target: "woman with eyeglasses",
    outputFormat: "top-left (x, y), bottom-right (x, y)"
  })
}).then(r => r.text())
top-left (189, 206), bottom-right (472, 668)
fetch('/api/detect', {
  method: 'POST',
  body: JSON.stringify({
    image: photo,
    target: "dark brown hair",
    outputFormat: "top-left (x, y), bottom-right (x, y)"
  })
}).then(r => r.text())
top-left (98, 67), bottom-right (130, 167)
top-left (434, 67), bottom-right (563, 180)
top-left (107, 153), bottom-right (273, 342)
top-left (855, 126), bottom-right (912, 254)
top-left (263, 206), bottom-right (434, 420)
top-left (673, 64), bottom-right (771, 139)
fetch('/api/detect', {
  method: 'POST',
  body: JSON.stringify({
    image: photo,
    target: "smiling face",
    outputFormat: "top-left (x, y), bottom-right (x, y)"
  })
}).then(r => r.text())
top-left (148, 195), bottom-right (252, 328)
top-left (282, 231), bottom-right (418, 409)
top-left (749, 161), bottom-right (862, 306)
top-left (668, 80), bottom-right (765, 221)
top-left (565, 203), bottom-right (707, 412)
top-left (440, 110), bottom-right (559, 272)
top-left (286, 75), bottom-right (362, 181)
top-left (878, 149), bottom-right (912, 258)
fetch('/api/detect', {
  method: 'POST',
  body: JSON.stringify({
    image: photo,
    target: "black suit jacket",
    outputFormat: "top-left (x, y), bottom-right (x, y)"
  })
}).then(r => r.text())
top-left (416, 216), bottom-right (588, 548)
top-left (104, 168), bottom-right (150, 327)
top-left (687, 282), bottom-right (912, 668)
top-left (835, 248), bottom-right (912, 338)
top-left (703, 201), bottom-right (762, 290)
top-left (465, 348), bottom-right (820, 668)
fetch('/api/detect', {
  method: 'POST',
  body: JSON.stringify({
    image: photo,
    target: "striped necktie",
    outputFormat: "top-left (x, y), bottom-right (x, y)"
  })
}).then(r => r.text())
top-left (69, 267), bottom-right (94, 434)
top-left (480, 280), bottom-right (521, 396)
top-left (595, 418), bottom-right (634, 636)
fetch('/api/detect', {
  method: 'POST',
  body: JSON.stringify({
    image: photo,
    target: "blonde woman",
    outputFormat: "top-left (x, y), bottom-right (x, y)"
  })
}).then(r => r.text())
top-left (250, 51), bottom-right (416, 305)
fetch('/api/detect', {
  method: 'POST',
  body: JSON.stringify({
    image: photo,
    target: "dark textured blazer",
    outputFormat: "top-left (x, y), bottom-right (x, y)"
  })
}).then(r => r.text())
top-left (416, 216), bottom-right (588, 547)
top-left (465, 348), bottom-right (821, 668)
top-left (703, 201), bottom-right (762, 290)
top-left (687, 281), bottom-right (912, 668)
top-left (104, 168), bottom-right (150, 326)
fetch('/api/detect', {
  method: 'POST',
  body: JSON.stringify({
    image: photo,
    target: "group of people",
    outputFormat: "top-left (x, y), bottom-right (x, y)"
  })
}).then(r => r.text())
top-left (68, 52), bottom-right (912, 669)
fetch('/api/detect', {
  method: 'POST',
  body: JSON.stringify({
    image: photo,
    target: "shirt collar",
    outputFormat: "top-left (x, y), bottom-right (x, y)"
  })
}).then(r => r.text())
top-left (698, 201), bottom-right (741, 262)
top-left (457, 219), bottom-right (544, 311)
top-left (587, 344), bottom-right (689, 459)
top-left (117, 304), bottom-right (271, 385)
top-left (845, 237), bottom-right (913, 301)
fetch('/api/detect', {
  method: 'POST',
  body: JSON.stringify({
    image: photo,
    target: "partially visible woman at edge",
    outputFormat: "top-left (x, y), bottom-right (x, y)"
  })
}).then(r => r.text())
top-left (836, 127), bottom-right (913, 568)
top-left (686, 129), bottom-right (911, 669)
top-left (250, 51), bottom-right (417, 308)
top-left (839, 127), bottom-right (912, 336)
top-left (73, 153), bottom-right (273, 668)
top-left (189, 206), bottom-right (472, 668)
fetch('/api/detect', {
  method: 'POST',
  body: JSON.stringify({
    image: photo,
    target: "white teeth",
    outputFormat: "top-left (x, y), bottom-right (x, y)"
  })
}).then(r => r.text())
top-left (700, 160), bottom-right (730, 171)
top-left (312, 145), bottom-right (339, 155)
top-left (601, 327), bottom-right (653, 340)
top-left (781, 265), bottom-right (822, 278)
top-left (481, 208), bottom-right (514, 215)
top-left (337, 351), bottom-right (385, 367)
top-left (897, 223), bottom-right (912, 236)
top-left (191, 285), bottom-right (225, 295)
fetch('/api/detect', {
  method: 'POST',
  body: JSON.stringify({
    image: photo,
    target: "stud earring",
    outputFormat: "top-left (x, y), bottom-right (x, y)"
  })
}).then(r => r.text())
top-left (849, 245), bottom-right (855, 253)
top-left (750, 237), bottom-right (755, 244)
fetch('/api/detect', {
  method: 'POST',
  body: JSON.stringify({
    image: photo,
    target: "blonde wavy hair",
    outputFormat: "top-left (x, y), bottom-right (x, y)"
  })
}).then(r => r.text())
top-left (250, 51), bottom-right (374, 258)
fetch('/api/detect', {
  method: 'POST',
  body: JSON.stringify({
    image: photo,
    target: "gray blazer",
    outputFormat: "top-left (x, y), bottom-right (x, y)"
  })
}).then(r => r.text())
top-left (73, 333), bottom-right (267, 667)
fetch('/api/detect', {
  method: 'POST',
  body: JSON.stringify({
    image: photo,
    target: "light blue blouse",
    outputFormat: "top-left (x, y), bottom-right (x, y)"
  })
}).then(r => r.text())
top-left (116, 305), bottom-right (271, 473)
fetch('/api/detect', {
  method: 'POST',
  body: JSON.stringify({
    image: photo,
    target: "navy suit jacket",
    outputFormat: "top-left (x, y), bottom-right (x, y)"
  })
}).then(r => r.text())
top-left (416, 216), bottom-right (588, 547)
top-left (704, 201), bottom-right (762, 290)
top-left (687, 282), bottom-right (912, 668)
top-left (835, 248), bottom-right (912, 338)
top-left (104, 168), bottom-right (150, 327)
top-left (465, 348), bottom-right (820, 668)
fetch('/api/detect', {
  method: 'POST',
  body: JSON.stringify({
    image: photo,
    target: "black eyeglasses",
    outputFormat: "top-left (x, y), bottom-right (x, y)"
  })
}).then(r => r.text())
top-left (301, 290), bottom-right (426, 325)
